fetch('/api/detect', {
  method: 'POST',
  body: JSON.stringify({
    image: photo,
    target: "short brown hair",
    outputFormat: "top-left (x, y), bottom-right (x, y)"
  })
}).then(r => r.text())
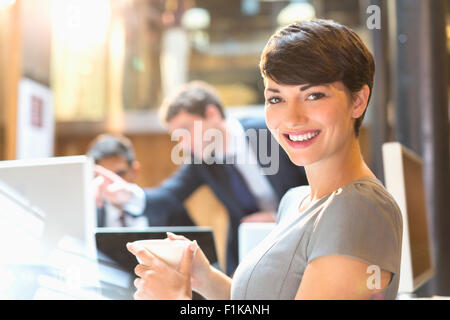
top-left (159, 81), bottom-right (225, 125)
top-left (260, 19), bottom-right (375, 136)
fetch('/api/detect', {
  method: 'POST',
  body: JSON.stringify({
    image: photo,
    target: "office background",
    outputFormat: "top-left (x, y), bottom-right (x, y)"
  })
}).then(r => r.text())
top-left (0, 0), bottom-right (449, 297)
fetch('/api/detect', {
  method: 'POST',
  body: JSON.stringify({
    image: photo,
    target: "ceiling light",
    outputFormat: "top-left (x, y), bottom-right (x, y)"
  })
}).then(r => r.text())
top-left (181, 8), bottom-right (210, 30)
top-left (277, 0), bottom-right (316, 26)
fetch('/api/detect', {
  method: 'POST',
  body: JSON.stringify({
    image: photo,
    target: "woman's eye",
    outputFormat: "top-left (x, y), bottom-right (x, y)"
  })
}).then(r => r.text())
top-left (267, 97), bottom-right (282, 104)
top-left (306, 92), bottom-right (325, 101)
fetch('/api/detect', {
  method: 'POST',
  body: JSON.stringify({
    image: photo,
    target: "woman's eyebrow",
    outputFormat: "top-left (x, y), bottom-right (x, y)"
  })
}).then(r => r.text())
top-left (265, 84), bottom-right (328, 93)
top-left (300, 84), bottom-right (314, 91)
top-left (300, 84), bottom-right (329, 91)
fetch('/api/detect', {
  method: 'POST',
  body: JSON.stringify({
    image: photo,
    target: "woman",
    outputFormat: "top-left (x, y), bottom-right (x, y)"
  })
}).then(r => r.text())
top-left (127, 19), bottom-right (403, 300)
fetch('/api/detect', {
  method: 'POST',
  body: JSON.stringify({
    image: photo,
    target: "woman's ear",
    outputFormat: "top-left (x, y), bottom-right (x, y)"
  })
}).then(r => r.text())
top-left (351, 85), bottom-right (371, 119)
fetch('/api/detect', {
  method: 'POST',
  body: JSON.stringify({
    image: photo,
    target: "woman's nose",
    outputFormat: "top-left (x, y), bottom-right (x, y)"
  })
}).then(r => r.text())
top-left (284, 101), bottom-right (308, 127)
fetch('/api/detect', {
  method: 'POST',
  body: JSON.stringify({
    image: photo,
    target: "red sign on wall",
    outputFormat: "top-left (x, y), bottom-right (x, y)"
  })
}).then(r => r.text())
top-left (31, 95), bottom-right (43, 128)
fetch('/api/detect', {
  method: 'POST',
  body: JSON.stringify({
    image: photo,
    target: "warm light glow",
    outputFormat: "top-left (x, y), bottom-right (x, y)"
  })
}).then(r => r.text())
top-left (50, 0), bottom-right (110, 121)
top-left (181, 8), bottom-right (210, 30)
top-left (0, 0), bottom-right (15, 10)
top-left (277, 0), bottom-right (316, 26)
top-left (51, 0), bottom-right (111, 50)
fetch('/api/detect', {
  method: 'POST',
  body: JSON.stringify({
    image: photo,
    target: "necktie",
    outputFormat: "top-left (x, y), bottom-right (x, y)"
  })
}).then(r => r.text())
top-left (119, 210), bottom-right (127, 227)
top-left (223, 164), bottom-right (259, 215)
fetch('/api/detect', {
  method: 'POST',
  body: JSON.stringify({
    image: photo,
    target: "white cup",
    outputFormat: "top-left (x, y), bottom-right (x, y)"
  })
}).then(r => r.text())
top-left (130, 239), bottom-right (190, 268)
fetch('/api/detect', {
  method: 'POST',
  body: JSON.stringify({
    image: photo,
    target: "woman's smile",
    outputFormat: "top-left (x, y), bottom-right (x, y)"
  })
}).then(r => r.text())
top-left (282, 129), bottom-right (321, 149)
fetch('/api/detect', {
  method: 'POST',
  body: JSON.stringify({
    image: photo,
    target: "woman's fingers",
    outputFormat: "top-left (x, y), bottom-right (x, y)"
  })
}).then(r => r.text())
top-left (134, 277), bottom-right (143, 289)
top-left (166, 232), bottom-right (190, 241)
top-left (134, 264), bottom-right (154, 278)
top-left (177, 241), bottom-right (197, 275)
top-left (127, 243), bottom-right (158, 267)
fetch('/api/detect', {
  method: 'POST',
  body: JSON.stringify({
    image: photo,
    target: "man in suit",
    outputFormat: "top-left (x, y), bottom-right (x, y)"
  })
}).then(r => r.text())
top-left (94, 81), bottom-right (308, 275)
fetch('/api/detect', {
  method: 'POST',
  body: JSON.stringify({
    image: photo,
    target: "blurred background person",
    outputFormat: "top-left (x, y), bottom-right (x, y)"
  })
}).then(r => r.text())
top-left (87, 134), bottom-right (149, 227)
top-left (88, 133), bottom-right (195, 228)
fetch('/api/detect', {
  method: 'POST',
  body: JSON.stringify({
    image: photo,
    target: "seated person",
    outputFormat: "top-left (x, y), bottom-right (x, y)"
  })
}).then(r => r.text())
top-left (94, 81), bottom-right (308, 275)
top-left (87, 134), bottom-right (148, 227)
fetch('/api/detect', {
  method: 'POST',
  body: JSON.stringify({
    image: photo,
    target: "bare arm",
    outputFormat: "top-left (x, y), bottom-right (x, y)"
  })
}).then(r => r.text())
top-left (295, 255), bottom-right (392, 300)
top-left (194, 266), bottom-right (232, 300)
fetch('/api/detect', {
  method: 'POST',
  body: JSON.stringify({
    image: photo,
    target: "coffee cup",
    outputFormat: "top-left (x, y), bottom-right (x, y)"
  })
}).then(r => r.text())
top-left (130, 239), bottom-right (190, 268)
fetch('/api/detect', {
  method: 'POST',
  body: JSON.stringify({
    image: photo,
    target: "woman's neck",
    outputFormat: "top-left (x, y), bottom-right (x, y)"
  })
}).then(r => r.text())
top-left (305, 138), bottom-right (375, 203)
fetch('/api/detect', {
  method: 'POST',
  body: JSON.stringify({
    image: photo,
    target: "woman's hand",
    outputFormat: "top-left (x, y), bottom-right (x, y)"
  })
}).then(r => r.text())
top-left (165, 232), bottom-right (213, 294)
top-left (126, 241), bottom-right (197, 300)
top-left (165, 233), bottom-right (233, 300)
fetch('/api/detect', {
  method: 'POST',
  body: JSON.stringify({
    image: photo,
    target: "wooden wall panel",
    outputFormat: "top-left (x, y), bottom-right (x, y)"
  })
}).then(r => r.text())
top-left (184, 185), bottom-right (229, 272)
top-left (0, 1), bottom-right (21, 160)
top-left (54, 132), bottom-right (177, 187)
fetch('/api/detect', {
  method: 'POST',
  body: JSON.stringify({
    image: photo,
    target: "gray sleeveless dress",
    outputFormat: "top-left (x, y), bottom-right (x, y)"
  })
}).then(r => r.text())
top-left (231, 177), bottom-right (403, 300)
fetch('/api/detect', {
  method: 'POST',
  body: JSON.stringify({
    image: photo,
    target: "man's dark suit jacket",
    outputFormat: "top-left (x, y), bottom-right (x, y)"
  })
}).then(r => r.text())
top-left (142, 117), bottom-right (308, 275)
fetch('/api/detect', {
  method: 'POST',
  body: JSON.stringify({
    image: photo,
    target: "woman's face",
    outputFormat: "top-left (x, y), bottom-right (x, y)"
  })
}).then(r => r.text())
top-left (264, 78), bottom-right (363, 167)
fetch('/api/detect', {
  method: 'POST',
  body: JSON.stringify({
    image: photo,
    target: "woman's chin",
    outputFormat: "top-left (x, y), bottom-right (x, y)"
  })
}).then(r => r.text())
top-left (287, 153), bottom-right (317, 167)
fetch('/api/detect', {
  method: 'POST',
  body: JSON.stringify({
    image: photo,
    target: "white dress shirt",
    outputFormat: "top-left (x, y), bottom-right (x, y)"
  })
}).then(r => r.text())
top-left (223, 117), bottom-right (278, 213)
top-left (103, 183), bottom-right (148, 227)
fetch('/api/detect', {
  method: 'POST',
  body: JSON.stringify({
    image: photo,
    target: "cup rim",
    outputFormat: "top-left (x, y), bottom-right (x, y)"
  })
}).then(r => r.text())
top-left (132, 239), bottom-right (189, 247)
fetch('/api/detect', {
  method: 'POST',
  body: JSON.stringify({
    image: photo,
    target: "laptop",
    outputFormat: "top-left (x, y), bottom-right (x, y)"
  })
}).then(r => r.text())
top-left (0, 156), bottom-right (97, 258)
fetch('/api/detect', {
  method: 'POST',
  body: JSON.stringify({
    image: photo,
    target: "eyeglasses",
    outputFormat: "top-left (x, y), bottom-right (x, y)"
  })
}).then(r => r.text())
top-left (114, 169), bottom-right (131, 178)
